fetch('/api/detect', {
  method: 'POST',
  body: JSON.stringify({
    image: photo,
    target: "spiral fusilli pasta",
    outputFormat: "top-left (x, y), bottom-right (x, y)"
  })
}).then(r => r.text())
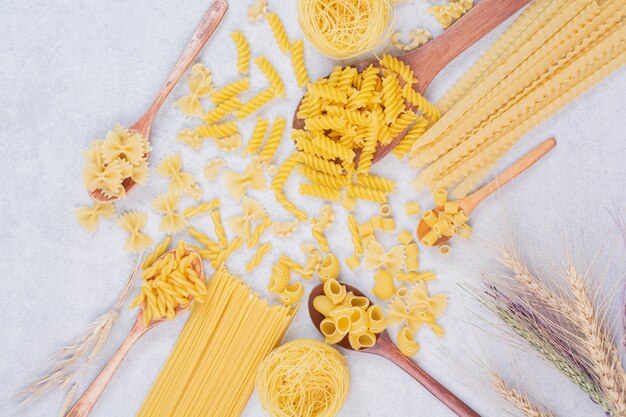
top-left (255, 56), bottom-right (285, 97)
top-left (246, 242), bottom-right (272, 272)
top-left (380, 54), bottom-right (416, 85)
top-left (266, 12), bottom-right (290, 53)
top-left (300, 183), bottom-right (342, 201)
top-left (230, 31), bottom-right (250, 75)
top-left (290, 39), bottom-right (310, 87)
top-left (258, 117), bottom-right (286, 163)
top-left (210, 78), bottom-right (250, 104)
top-left (234, 88), bottom-right (275, 120)
top-left (347, 184), bottom-right (387, 203)
top-left (203, 95), bottom-right (241, 123)
top-left (195, 121), bottom-right (239, 139)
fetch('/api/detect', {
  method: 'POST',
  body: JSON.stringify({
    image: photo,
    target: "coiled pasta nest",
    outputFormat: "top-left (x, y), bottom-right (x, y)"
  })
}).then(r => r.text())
top-left (297, 0), bottom-right (393, 59)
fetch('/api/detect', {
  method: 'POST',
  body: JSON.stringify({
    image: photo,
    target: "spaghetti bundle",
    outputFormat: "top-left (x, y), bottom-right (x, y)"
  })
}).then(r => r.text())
top-left (256, 339), bottom-right (350, 417)
top-left (297, 0), bottom-right (393, 58)
top-left (136, 267), bottom-right (296, 417)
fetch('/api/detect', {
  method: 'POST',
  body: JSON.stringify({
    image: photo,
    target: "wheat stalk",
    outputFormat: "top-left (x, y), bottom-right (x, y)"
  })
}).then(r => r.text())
top-left (491, 373), bottom-right (554, 417)
top-left (18, 256), bottom-right (141, 407)
top-left (566, 265), bottom-right (626, 417)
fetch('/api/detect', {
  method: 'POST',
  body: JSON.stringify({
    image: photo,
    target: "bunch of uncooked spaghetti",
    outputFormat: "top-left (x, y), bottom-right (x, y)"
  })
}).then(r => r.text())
top-left (476, 239), bottom-right (626, 417)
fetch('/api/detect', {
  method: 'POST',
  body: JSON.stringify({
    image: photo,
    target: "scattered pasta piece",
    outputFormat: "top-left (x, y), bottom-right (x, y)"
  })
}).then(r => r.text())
top-left (215, 133), bottom-right (242, 152)
top-left (246, 242), bottom-right (272, 272)
top-left (396, 327), bottom-right (419, 356)
top-left (117, 212), bottom-right (153, 252)
top-left (247, 0), bottom-right (268, 21)
top-left (318, 254), bottom-right (340, 281)
top-left (398, 230), bottom-right (413, 245)
top-left (372, 269), bottom-right (395, 300)
top-left (203, 96), bottom-right (241, 123)
top-left (268, 262), bottom-right (291, 293)
top-left (429, 0), bottom-right (473, 29)
top-left (203, 158), bottom-right (227, 181)
top-left (224, 162), bottom-right (267, 199)
top-left (255, 56), bottom-right (285, 97)
top-left (279, 282), bottom-right (304, 305)
top-left (244, 118), bottom-right (269, 155)
top-left (311, 205), bottom-right (335, 253)
top-left (266, 12), bottom-right (290, 54)
top-left (196, 121), bottom-right (239, 139)
top-left (152, 192), bottom-right (188, 233)
top-left (405, 201), bottom-right (421, 216)
top-left (345, 254), bottom-right (360, 270)
top-left (258, 117), bottom-right (286, 163)
top-left (174, 63), bottom-right (214, 117)
top-left (362, 241), bottom-right (404, 274)
top-left (379, 204), bottom-right (392, 217)
top-left (156, 153), bottom-right (198, 197)
top-left (209, 78), bottom-right (250, 104)
top-left (290, 39), bottom-right (310, 87)
top-left (421, 190), bottom-right (471, 246)
top-left (234, 88), bottom-right (276, 120)
top-left (381, 218), bottom-right (395, 233)
top-left (129, 240), bottom-right (206, 325)
top-left (226, 196), bottom-right (267, 237)
top-left (75, 202), bottom-right (116, 233)
top-left (248, 217), bottom-right (272, 248)
top-left (211, 209), bottom-right (228, 248)
top-left (396, 271), bottom-right (435, 282)
top-left (230, 31), bottom-right (250, 75)
top-left (183, 199), bottom-right (220, 218)
top-left (341, 196), bottom-right (357, 211)
top-left (271, 219), bottom-right (299, 237)
top-left (439, 244), bottom-right (451, 256)
top-left (177, 128), bottom-right (203, 150)
top-left (391, 29), bottom-right (432, 52)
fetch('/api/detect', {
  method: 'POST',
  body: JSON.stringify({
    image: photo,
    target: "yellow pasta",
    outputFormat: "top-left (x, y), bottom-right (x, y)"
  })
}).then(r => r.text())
top-left (244, 118), bottom-right (269, 155)
top-left (266, 12), bottom-right (290, 53)
top-left (318, 254), bottom-right (341, 281)
top-left (396, 271), bottom-right (435, 282)
top-left (279, 282), bottom-right (304, 306)
top-left (396, 326), bottom-right (419, 356)
top-left (248, 0), bottom-right (268, 21)
top-left (75, 202), bottom-right (116, 233)
top-left (398, 230), bottom-right (414, 246)
top-left (438, 244), bottom-right (451, 256)
top-left (355, 174), bottom-right (396, 192)
top-left (268, 262), bottom-right (291, 293)
top-left (176, 128), bottom-right (203, 150)
top-left (404, 201), bottom-right (421, 216)
top-left (290, 39), bottom-right (310, 87)
top-left (137, 267), bottom-right (295, 417)
top-left (226, 196), bottom-right (267, 237)
top-left (246, 242), bottom-right (272, 272)
top-left (195, 121), bottom-right (239, 139)
top-left (276, 192), bottom-right (309, 222)
top-left (401, 84), bottom-right (441, 122)
top-left (324, 278), bottom-right (346, 304)
top-left (381, 218), bottom-right (395, 232)
top-left (203, 158), bottom-right (227, 181)
top-left (363, 241), bottom-right (404, 274)
top-left (202, 95), bottom-right (241, 123)
top-left (117, 212), bottom-right (153, 252)
top-left (380, 53), bottom-right (416, 85)
top-left (258, 116), bottom-right (286, 162)
top-left (209, 78), bottom-right (250, 104)
top-left (184, 199), bottom-right (221, 218)
top-left (372, 269), bottom-right (395, 300)
top-left (152, 192), bottom-right (188, 233)
top-left (211, 209), bottom-right (228, 248)
top-left (345, 254), bottom-right (361, 270)
top-left (174, 63), bottom-right (214, 117)
top-left (429, 0), bottom-right (473, 29)
top-left (271, 219), bottom-right (299, 237)
top-left (347, 184), bottom-right (387, 204)
top-left (248, 217), bottom-right (272, 248)
top-left (255, 56), bottom-right (285, 98)
top-left (234, 88), bottom-right (275, 120)
top-left (230, 31), bottom-right (250, 75)
top-left (224, 162), bottom-right (267, 199)
top-left (300, 183), bottom-right (342, 201)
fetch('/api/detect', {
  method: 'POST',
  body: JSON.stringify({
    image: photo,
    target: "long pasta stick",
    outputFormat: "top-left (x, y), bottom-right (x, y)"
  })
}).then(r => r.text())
top-left (438, 26), bottom-right (626, 195)
top-left (410, 0), bottom-right (591, 165)
top-left (415, 0), bottom-right (600, 182)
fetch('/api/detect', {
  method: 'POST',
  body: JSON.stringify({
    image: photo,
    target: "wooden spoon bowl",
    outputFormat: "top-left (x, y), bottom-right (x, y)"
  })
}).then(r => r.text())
top-left (416, 137), bottom-right (556, 247)
top-left (292, 0), bottom-right (532, 167)
top-left (89, 0), bottom-right (228, 203)
top-left (308, 283), bottom-right (479, 416)
top-left (66, 247), bottom-right (204, 417)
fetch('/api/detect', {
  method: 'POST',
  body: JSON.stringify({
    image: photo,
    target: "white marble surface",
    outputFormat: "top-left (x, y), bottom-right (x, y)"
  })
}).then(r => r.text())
top-left (1, 1), bottom-right (624, 416)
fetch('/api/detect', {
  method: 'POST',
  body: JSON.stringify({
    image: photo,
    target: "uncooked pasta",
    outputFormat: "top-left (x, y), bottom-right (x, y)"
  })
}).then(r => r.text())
top-left (297, 0), bottom-right (393, 59)
top-left (256, 339), bottom-right (350, 417)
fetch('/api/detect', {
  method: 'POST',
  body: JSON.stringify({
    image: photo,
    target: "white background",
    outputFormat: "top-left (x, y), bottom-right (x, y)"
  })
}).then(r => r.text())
top-left (1, 1), bottom-right (624, 416)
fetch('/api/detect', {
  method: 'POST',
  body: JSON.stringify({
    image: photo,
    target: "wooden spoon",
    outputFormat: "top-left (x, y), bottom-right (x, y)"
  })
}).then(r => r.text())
top-left (65, 248), bottom-right (204, 417)
top-left (292, 0), bottom-right (531, 165)
top-left (417, 137), bottom-right (557, 246)
top-left (89, 0), bottom-right (228, 203)
top-left (308, 284), bottom-right (480, 417)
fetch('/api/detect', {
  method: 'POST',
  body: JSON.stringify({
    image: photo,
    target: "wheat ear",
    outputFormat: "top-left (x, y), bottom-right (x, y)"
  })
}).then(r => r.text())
top-left (492, 373), bottom-right (555, 417)
top-left (566, 265), bottom-right (626, 417)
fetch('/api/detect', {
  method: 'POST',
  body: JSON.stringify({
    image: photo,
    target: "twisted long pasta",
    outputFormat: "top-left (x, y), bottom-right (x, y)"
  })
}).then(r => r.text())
top-left (188, 226), bottom-right (221, 253)
top-left (255, 56), bottom-right (285, 97)
top-left (347, 184), bottom-right (387, 203)
top-left (402, 84), bottom-right (440, 122)
top-left (246, 242), bottom-right (272, 272)
top-left (202, 96), bottom-right (241, 123)
top-left (392, 117), bottom-right (428, 158)
top-left (213, 236), bottom-right (244, 267)
top-left (266, 12), bottom-right (290, 53)
top-left (247, 217), bottom-right (272, 248)
top-left (356, 114), bottom-right (379, 174)
top-left (347, 213), bottom-right (363, 255)
top-left (183, 199), bottom-right (221, 218)
top-left (142, 235), bottom-right (172, 269)
top-left (245, 118), bottom-right (269, 155)
top-left (290, 39), bottom-right (310, 87)
top-left (234, 88), bottom-right (275, 120)
top-left (271, 152), bottom-right (301, 192)
top-left (230, 31), bottom-right (250, 75)
top-left (195, 122), bottom-right (239, 139)
top-left (258, 117), bottom-right (286, 162)
top-left (300, 183), bottom-right (342, 201)
top-left (276, 192), bottom-right (308, 221)
top-left (211, 209), bottom-right (228, 248)
top-left (210, 78), bottom-right (250, 104)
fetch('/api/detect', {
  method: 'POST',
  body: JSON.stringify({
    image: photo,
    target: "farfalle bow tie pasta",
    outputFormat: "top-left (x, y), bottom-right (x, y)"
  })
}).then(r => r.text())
top-left (223, 162), bottom-right (267, 199)
top-left (226, 196), bottom-right (267, 236)
top-left (362, 241), bottom-right (405, 274)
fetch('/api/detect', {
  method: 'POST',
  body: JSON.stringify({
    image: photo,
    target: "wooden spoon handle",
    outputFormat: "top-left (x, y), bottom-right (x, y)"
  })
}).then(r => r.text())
top-left (133, 0), bottom-right (228, 133)
top-left (403, 0), bottom-right (531, 92)
top-left (65, 317), bottom-right (148, 417)
top-left (461, 137), bottom-right (557, 213)
top-left (375, 336), bottom-right (480, 417)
